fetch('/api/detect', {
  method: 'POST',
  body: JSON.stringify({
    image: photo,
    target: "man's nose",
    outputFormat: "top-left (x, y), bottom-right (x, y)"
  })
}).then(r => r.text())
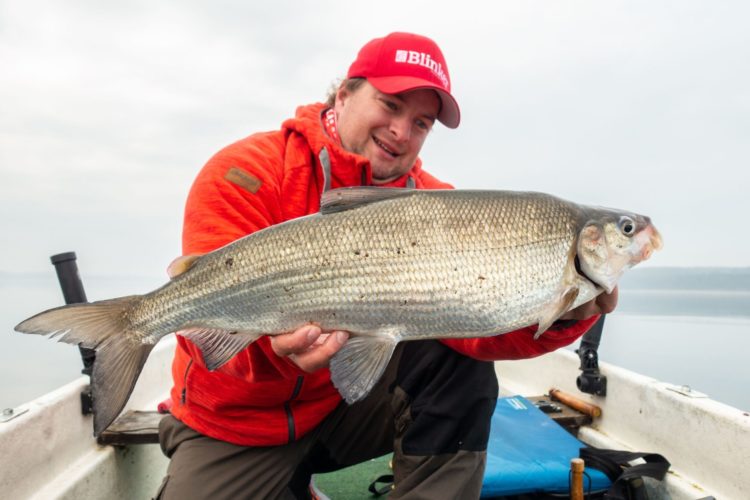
top-left (388, 116), bottom-right (411, 143)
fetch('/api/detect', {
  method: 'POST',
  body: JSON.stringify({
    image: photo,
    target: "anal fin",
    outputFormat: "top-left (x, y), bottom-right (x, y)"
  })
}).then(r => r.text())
top-left (180, 328), bottom-right (261, 370)
top-left (329, 335), bottom-right (398, 404)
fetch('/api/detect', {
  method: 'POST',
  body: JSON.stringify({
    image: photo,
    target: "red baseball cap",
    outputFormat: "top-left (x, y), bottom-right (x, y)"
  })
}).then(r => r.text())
top-left (347, 32), bottom-right (461, 129)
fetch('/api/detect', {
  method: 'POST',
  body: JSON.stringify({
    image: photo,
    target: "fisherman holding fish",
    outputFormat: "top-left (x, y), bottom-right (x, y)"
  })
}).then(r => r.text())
top-left (16, 32), bottom-right (656, 499)
top-left (155, 32), bottom-right (618, 499)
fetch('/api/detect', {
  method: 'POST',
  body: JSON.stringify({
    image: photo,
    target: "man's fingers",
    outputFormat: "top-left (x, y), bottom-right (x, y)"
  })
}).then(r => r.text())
top-left (289, 331), bottom-right (349, 373)
top-left (596, 286), bottom-right (619, 314)
top-left (270, 326), bottom-right (350, 372)
top-left (270, 325), bottom-right (321, 357)
top-left (559, 287), bottom-right (620, 321)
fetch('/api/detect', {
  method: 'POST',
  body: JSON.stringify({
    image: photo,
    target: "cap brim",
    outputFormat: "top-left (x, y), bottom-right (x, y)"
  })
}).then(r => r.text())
top-left (367, 76), bottom-right (461, 129)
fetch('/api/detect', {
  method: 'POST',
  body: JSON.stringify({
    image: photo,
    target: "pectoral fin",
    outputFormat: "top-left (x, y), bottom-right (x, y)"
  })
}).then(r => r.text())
top-left (329, 335), bottom-right (399, 404)
top-left (534, 287), bottom-right (580, 340)
top-left (180, 328), bottom-right (261, 370)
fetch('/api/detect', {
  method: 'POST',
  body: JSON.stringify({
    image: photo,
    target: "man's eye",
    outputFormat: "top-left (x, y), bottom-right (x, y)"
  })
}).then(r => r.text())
top-left (415, 119), bottom-right (428, 130)
top-left (382, 99), bottom-right (398, 111)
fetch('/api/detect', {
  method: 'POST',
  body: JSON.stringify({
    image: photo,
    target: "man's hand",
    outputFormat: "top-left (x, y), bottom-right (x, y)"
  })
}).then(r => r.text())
top-left (270, 325), bottom-right (349, 373)
top-left (559, 286), bottom-right (619, 321)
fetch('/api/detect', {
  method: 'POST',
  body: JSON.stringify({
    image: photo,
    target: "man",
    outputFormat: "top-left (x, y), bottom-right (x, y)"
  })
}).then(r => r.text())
top-left (156, 32), bottom-right (616, 499)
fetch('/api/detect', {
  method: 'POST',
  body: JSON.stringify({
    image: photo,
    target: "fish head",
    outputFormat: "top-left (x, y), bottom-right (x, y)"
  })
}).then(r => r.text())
top-left (577, 209), bottom-right (663, 294)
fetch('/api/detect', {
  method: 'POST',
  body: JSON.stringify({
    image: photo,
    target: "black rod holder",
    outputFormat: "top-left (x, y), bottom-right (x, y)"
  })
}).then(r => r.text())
top-left (575, 314), bottom-right (607, 396)
top-left (50, 252), bottom-right (95, 414)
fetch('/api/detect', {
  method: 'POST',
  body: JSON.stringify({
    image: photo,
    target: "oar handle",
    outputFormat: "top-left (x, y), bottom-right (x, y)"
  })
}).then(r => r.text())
top-left (570, 458), bottom-right (585, 500)
top-left (549, 388), bottom-right (602, 418)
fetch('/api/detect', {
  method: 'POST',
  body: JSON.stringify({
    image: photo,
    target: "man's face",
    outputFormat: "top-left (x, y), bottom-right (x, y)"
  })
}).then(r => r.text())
top-left (334, 81), bottom-right (440, 184)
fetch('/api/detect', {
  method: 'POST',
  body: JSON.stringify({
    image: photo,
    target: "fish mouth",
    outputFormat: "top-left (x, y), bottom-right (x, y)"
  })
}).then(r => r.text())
top-left (652, 227), bottom-right (663, 247)
top-left (648, 226), bottom-right (663, 252)
top-left (636, 225), bottom-right (663, 262)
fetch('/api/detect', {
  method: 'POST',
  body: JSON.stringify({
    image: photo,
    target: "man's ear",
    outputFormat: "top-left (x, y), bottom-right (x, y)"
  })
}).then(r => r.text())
top-left (334, 84), bottom-right (350, 112)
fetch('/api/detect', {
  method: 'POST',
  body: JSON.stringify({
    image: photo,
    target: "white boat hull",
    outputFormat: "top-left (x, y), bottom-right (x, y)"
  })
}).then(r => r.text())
top-left (2, 335), bottom-right (748, 499)
top-left (0, 336), bottom-right (175, 499)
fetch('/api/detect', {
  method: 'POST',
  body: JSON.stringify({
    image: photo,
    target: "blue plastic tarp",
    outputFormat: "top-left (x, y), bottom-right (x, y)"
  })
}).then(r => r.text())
top-left (481, 395), bottom-right (611, 498)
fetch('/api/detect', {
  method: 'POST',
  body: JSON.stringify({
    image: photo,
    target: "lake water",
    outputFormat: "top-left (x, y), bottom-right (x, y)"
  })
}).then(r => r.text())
top-left (1, 268), bottom-right (749, 411)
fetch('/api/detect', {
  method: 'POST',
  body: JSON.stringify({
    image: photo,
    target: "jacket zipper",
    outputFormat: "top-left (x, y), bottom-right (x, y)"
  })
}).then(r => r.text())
top-left (285, 376), bottom-right (304, 443)
top-left (180, 359), bottom-right (194, 404)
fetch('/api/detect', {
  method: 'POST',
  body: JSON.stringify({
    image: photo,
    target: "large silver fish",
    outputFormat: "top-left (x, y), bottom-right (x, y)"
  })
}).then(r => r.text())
top-left (15, 188), bottom-right (662, 435)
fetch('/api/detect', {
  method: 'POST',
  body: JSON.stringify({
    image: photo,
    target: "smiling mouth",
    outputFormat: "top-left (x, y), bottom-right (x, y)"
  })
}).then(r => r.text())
top-left (373, 136), bottom-right (398, 158)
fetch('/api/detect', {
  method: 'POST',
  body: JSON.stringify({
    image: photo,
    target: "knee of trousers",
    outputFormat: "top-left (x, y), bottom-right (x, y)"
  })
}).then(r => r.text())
top-left (393, 341), bottom-right (498, 456)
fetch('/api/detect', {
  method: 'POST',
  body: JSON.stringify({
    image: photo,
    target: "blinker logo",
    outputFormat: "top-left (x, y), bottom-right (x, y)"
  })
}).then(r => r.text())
top-left (394, 50), bottom-right (450, 88)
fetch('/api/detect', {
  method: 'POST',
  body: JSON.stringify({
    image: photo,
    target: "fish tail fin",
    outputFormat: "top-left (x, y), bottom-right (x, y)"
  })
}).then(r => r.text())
top-left (329, 336), bottom-right (398, 404)
top-left (91, 332), bottom-right (154, 436)
top-left (15, 296), bottom-right (153, 435)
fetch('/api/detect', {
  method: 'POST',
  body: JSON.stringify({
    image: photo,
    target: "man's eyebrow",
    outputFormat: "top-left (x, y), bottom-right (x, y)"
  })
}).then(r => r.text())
top-left (415, 109), bottom-right (437, 125)
top-left (421, 112), bottom-right (437, 123)
top-left (385, 90), bottom-right (437, 123)
top-left (381, 91), bottom-right (404, 103)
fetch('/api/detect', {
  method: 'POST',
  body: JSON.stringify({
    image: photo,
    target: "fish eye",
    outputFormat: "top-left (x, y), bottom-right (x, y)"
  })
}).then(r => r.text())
top-left (619, 216), bottom-right (636, 236)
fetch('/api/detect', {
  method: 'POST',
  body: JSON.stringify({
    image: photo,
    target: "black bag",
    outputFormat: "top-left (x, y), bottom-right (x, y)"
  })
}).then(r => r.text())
top-left (580, 447), bottom-right (671, 500)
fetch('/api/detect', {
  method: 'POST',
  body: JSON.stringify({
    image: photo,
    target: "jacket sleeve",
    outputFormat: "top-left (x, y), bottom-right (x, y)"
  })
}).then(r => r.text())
top-left (440, 315), bottom-right (600, 361)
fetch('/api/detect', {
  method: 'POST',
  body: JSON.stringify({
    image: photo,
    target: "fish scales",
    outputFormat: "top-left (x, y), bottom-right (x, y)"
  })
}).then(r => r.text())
top-left (137, 191), bottom-right (583, 339)
top-left (14, 188), bottom-right (662, 435)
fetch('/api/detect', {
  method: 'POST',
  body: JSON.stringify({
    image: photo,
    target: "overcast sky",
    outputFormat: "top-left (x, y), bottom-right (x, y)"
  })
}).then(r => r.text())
top-left (2, 0), bottom-right (749, 287)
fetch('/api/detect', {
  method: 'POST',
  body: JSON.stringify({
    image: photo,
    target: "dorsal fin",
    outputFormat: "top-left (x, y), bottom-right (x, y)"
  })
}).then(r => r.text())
top-left (320, 187), bottom-right (418, 214)
top-left (167, 254), bottom-right (202, 279)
